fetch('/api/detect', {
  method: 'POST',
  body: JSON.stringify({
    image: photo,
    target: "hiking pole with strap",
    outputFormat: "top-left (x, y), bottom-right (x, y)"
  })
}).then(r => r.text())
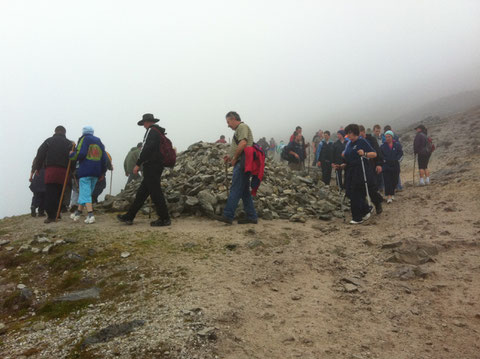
top-left (225, 162), bottom-right (230, 196)
top-left (360, 156), bottom-right (372, 208)
top-left (412, 154), bottom-right (416, 186)
top-left (56, 143), bottom-right (75, 221)
top-left (109, 170), bottom-right (113, 195)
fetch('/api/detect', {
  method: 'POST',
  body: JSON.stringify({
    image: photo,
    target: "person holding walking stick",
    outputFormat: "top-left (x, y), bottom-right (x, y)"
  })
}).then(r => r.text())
top-left (32, 126), bottom-right (74, 224)
top-left (69, 126), bottom-right (108, 224)
top-left (343, 124), bottom-right (383, 224)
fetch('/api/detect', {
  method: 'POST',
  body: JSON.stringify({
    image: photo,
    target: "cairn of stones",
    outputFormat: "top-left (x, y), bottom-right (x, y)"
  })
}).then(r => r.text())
top-left (99, 142), bottom-right (344, 221)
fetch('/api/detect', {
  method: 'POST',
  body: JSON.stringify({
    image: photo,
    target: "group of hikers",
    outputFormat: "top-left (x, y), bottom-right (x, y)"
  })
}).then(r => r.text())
top-left (29, 112), bottom-right (433, 227)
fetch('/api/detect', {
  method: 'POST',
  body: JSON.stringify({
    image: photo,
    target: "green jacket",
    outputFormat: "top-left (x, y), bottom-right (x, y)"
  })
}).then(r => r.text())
top-left (124, 147), bottom-right (141, 175)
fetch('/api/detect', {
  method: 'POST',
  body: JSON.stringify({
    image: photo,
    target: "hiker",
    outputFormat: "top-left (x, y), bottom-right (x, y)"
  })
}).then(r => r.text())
top-left (117, 113), bottom-right (171, 226)
top-left (215, 135), bottom-right (227, 144)
top-left (312, 130), bottom-right (323, 165)
top-left (290, 126), bottom-right (308, 162)
top-left (29, 164), bottom-right (46, 217)
top-left (92, 152), bottom-right (113, 203)
top-left (383, 125), bottom-right (403, 191)
top-left (257, 137), bottom-right (270, 154)
top-left (69, 126), bottom-right (107, 224)
top-left (216, 111), bottom-right (258, 225)
top-left (276, 140), bottom-right (286, 162)
top-left (286, 133), bottom-right (305, 171)
top-left (32, 126), bottom-right (74, 223)
top-left (343, 124), bottom-right (383, 224)
top-left (372, 124), bottom-right (385, 192)
top-left (360, 125), bottom-right (384, 187)
top-left (381, 130), bottom-right (403, 203)
top-left (124, 142), bottom-right (142, 185)
top-left (332, 130), bottom-right (347, 189)
top-left (317, 131), bottom-right (334, 185)
top-left (268, 138), bottom-right (277, 159)
top-left (413, 124), bottom-right (432, 185)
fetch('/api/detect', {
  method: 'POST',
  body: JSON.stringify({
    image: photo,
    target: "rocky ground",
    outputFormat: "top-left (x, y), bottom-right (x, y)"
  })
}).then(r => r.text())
top-left (1, 107), bottom-right (480, 359)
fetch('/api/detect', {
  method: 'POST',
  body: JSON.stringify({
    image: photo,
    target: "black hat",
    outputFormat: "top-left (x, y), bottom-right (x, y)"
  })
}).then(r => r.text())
top-left (138, 113), bottom-right (159, 126)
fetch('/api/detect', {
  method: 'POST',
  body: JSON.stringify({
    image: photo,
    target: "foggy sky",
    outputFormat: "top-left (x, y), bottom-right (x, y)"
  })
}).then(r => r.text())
top-left (1, 0), bottom-right (480, 218)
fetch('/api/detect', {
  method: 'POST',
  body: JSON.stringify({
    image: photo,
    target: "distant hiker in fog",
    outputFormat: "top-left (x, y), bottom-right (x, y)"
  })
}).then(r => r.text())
top-left (317, 131), bottom-right (333, 185)
top-left (124, 142), bottom-right (143, 185)
top-left (312, 130), bottom-right (324, 165)
top-left (92, 152), bottom-right (113, 203)
top-left (414, 124), bottom-right (432, 186)
top-left (69, 126), bottom-right (107, 224)
top-left (215, 135), bottom-right (227, 144)
top-left (117, 114), bottom-right (171, 227)
top-left (32, 126), bottom-right (74, 224)
top-left (381, 131), bottom-right (403, 204)
top-left (268, 138), bottom-right (277, 159)
top-left (29, 164), bottom-right (45, 217)
top-left (343, 124), bottom-right (383, 224)
top-left (257, 137), bottom-right (270, 154)
top-left (216, 111), bottom-right (259, 225)
top-left (332, 130), bottom-right (347, 189)
top-left (286, 133), bottom-right (305, 171)
top-left (372, 124), bottom-right (385, 192)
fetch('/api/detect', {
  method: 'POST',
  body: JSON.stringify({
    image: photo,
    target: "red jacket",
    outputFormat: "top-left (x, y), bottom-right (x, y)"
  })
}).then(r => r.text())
top-left (244, 145), bottom-right (265, 196)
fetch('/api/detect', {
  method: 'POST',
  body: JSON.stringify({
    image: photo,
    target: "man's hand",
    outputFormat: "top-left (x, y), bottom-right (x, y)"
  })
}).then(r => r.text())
top-left (223, 155), bottom-right (231, 164)
top-left (125, 172), bottom-right (129, 177)
top-left (357, 149), bottom-right (365, 157)
top-left (316, 161), bottom-right (321, 167)
top-left (29, 172), bottom-right (33, 182)
top-left (376, 166), bottom-right (382, 174)
top-left (231, 157), bottom-right (238, 166)
top-left (133, 165), bottom-right (140, 175)
top-left (331, 163), bottom-right (337, 169)
top-left (99, 175), bottom-right (105, 182)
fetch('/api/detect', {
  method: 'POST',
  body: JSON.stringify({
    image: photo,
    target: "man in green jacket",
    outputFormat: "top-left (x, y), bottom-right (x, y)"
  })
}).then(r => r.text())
top-left (124, 142), bottom-right (142, 185)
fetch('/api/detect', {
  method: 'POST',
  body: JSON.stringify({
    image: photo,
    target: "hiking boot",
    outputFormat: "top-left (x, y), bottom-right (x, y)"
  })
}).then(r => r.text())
top-left (84, 216), bottom-right (95, 224)
top-left (214, 215), bottom-right (233, 225)
top-left (425, 177), bottom-right (430, 185)
top-left (419, 178), bottom-right (425, 186)
top-left (349, 219), bottom-right (364, 225)
top-left (70, 213), bottom-right (81, 221)
top-left (117, 214), bottom-right (133, 225)
top-left (237, 218), bottom-right (258, 224)
top-left (38, 210), bottom-right (46, 217)
top-left (44, 217), bottom-right (55, 224)
top-left (387, 198), bottom-right (393, 204)
top-left (150, 219), bottom-right (171, 227)
top-left (375, 202), bottom-right (383, 214)
top-left (30, 207), bottom-right (36, 217)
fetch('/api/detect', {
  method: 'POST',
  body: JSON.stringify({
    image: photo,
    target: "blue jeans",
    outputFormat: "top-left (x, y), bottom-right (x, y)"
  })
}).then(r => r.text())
top-left (223, 163), bottom-right (257, 220)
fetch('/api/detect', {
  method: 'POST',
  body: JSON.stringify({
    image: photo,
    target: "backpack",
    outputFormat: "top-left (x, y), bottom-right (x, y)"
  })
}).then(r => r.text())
top-left (151, 127), bottom-right (176, 168)
top-left (426, 136), bottom-right (435, 154)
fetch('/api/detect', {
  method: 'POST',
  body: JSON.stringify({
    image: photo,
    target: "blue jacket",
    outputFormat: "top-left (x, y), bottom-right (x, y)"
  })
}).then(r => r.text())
top-left (70, 134), bottom-right (107, 178)
top-left (380, 141), bottom-right (403, 172)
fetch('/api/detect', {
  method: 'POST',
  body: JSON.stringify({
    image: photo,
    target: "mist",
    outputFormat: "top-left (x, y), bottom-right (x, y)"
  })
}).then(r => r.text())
top-left (1, 0), bottom-right (480, 218)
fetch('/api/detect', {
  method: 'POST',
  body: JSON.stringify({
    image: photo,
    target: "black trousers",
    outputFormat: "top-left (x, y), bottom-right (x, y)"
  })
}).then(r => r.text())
top-left (349, 184), bottom-right (383, 222)
top-left (334, 169), bottom-right (344, 189)
top-left (125, 163), bottom-right (170, 221)
top-left (321, 161), bottom-right (332, 185)
top-left (383, 169), bottom-right (399, 196)
top-left (45, 183), bottom-right (62, 219)
top-left (31, 192), bottom-right (45, 211)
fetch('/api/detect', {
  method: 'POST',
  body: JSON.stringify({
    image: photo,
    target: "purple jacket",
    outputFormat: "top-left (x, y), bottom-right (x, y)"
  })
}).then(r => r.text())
top-left (414, 132), bottom-right (428, 155)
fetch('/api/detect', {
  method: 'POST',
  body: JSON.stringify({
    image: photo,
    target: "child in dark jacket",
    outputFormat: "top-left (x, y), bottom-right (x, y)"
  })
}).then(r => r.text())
top-left (380, 131), bottom-right (403, 203)
top-left (69, 126), bottom-right (107, 224)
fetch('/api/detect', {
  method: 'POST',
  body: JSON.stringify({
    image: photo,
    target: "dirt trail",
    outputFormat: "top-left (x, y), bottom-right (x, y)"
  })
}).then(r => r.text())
top-left (1, 108), bottom-right (480, 359)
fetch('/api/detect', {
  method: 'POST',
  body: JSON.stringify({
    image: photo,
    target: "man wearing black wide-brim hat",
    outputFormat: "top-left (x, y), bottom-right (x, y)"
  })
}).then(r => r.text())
top-left (117, 113), bottom-right (171, 226)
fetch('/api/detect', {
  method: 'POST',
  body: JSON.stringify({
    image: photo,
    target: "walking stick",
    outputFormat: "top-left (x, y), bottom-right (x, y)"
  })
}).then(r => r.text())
top-left (360, 156), bottom-right (372, 207)
top-left (225, 162), bottom-right (230, 196)
top-left (109, 171), bottom-right (113, 195)
top-left (56, 144), bottom-right (75, 221)
top-left (412, 154), bottom-right (416, 186)
top-left (148, 197), bottom-right (152, 219)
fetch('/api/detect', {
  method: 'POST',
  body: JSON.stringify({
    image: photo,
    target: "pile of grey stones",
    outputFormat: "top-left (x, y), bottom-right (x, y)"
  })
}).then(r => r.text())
top-left (99, 142), bottom-right (345, 222)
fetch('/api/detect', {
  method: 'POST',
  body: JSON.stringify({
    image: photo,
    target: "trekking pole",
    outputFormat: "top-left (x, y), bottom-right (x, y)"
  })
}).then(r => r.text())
top-left (412, 154), bottom-right (416, 186)
top-left (148, 197), bottom-right (152, 219)
top-left (109, 170), bottom-right (113, 195)
top-left (225, 162), bottom-right (230, 196)
top-left (360, 156), bottom-right (372, 207)
top-left (56, 144), bottom-right (75, 221)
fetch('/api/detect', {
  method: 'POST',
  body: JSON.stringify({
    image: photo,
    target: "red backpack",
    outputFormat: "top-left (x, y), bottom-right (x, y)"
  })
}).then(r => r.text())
top-left (151, 127), bottom-right (176, 168)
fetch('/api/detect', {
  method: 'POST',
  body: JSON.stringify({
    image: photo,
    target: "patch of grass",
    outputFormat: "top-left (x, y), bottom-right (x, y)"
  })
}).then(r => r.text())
top-left (2, 291), bottom-right (32, 312)
top-left (58, 273), bottom-right (83, 290)
top-left (0, 229), bottom-right (10, 236)
top-left (22, 347), bottom-right (42, 357)
top-left (0, 251), bottom-right (36, 269)
top-left (48, 253), bottom-right (85, 273)
top-left (37, 299), bottom-right (94, 320)
top-left (67, 341), bottom-right (97, 359)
